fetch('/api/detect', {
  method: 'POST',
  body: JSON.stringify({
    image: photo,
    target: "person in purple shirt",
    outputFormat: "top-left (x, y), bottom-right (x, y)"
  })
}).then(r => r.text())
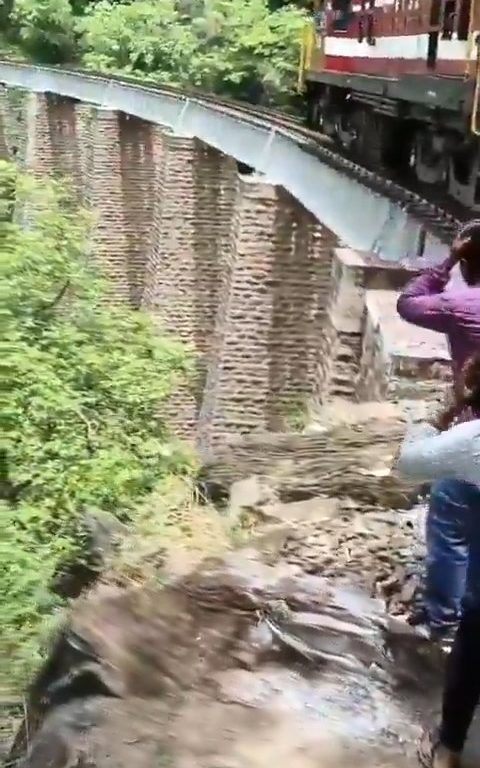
top-left (397, 219), bottom-right (480, 642)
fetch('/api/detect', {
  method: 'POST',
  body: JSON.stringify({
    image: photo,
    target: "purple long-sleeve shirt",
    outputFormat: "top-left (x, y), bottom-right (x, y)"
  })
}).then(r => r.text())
top-left (397, 256), bottom-right (480, 387)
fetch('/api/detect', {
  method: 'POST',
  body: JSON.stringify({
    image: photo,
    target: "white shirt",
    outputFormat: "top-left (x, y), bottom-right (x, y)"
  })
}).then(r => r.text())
top-left (396, 420), bottom-right (480, 488)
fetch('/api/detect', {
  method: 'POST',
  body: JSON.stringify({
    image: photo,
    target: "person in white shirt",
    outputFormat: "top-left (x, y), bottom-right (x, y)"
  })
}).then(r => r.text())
top-left (396, 354), bottom-right (480, 768)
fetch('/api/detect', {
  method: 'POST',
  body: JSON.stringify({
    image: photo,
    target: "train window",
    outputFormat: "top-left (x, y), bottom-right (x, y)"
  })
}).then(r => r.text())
top-left (458, 0), bottom-right (470, 40)
top-left (358, 0), bottom-right (366, 42)
top-left (367, 0), bottom-right (376, 45)
top-left (332, 0), bottom-right (352, 32)
top-left (442, 0), bottom-right (456, 40)
top-left (313, 0), bottom-right (327, 34)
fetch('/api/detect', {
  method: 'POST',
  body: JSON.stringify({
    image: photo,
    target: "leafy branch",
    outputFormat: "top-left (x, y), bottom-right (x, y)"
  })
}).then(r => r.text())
top-left (39, 279), bottom-right (70, 312)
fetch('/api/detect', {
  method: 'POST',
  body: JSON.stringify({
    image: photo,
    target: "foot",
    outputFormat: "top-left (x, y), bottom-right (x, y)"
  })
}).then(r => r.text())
top-left (410, 622), bottom-right (456, 652)
top-left (408, 605), bottom-right (428, 627)
top-left (417, 729), bottom-right (462, 768)
top-left (429, 624), bottom-right (457, 653)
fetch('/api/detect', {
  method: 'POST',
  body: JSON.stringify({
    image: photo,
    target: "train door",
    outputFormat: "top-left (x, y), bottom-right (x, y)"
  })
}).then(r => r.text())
top-left (332, 0), bottom-right (353, 32)
top-left (457, 0), bottom-right (473, 40)
top-left (367, 0), bottom-right (376, 45)
top-left (298, 1), bottom-right (326, 92)
top-left (427, 0), bottom-right (443, 69)
top-left (313, 0), bottom-right (327, 69)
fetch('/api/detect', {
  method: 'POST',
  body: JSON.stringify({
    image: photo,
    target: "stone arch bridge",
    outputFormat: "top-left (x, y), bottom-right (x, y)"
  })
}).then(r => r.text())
top-left (0, 64), bottom-right (450, 449)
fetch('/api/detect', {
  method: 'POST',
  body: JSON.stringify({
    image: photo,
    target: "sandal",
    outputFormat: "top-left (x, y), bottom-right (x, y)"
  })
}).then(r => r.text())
top-left (417, 728), bottom-right (461, 768)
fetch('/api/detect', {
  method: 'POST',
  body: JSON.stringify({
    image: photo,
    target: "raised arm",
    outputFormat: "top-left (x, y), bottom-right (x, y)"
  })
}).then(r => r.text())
top-left (396, 420), bottom-right (480, 485)
top-left (397, 256), bottom-right (455, 332)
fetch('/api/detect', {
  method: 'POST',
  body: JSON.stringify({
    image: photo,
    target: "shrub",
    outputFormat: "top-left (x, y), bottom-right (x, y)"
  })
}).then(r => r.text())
top-left (0, 160), bottom-right (192, 688)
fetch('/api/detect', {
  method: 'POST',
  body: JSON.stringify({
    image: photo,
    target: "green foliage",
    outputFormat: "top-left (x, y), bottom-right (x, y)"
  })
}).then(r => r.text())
top-left (282, 396), bottom-right (309, 432)
top-left (12, 0), bottom-right (77, 62)
top-left (0, 502), bottom-right (64, 684)
top-left (0, 160), bottom-right (192, 687)
top-left (77, 0), bottom-right (306, 103)
top-left (8, 0), bottom-right (307, 105)
top-left (77, 0), bottom-right (195, 83)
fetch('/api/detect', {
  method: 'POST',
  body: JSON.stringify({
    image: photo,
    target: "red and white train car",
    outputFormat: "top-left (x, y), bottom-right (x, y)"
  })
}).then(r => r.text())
top-left (300, 0), bottom-right (480, 208)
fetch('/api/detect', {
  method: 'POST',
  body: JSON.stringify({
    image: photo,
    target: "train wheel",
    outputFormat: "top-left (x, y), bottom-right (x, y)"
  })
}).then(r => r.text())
top-left (335, 113), bottom-right (356, 151)
top-left (350, 109), bottom-right (383, 167)
top-left (305, 85), bottom-right (324, 130)
top-left (381, 119), bottom-right (414, 174)
top-left (448, 141), bottom-right (480, 210)
top-left (411, 130), bottom-right (448, 186)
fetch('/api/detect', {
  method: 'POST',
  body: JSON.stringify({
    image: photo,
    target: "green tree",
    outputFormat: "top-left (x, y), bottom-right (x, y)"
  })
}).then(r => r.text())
top-left (8, 0), bottom-right (306, 104)
top-left (0, 502), bottom-right (63, 687)
top-left (0, 0), bottom-right (15, 30)
top-left (0, 160), bottom-right (192, 686)
top-left (11, 0), bottom-right (77, 62)
top-left (193, 0), bottom-right (306, 103)
top-left (76, 0), bottom-right (199, 83)
top-left (77, 0), bottom-right (306, 104)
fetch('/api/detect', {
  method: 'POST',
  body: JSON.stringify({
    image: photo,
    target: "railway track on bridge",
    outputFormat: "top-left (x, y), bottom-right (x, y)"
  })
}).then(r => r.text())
top-left (115, 72), bottom-right (463, 246)
top-left (175, 88), bottom-right (463, 247)
top-left (0, 62), bottom-right (465, 248)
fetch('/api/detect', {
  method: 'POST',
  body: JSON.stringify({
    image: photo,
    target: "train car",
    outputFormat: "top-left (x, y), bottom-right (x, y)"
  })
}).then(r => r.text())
top-left (298, 1), bottom-right (480, 210)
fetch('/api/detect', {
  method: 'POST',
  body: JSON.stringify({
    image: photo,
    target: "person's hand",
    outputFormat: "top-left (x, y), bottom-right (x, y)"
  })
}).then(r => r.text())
top-left (428, 404), bottom-right (456, 432)
top-left (461, 354), bottom-right (480, 394)
top-left (427, 413), bottom-right (449, 432)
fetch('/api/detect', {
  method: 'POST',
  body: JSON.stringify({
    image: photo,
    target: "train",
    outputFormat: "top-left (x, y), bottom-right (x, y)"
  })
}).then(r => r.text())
top-left (297, 0), bottom-right (480, 210)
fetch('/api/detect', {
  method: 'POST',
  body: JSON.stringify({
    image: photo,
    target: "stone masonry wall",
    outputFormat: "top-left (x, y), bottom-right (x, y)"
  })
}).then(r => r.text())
top-left (357, 290), bottom-right (451, 402)
top-left (198, 177), bottom-right (286, 445)
top-left (79, 106), bottom-right (134, 304)
top-left (314, 248), bottom-right (439, 404)
top-left (316, 249), bottom-right (371, 402)
top-left (0, 84), bottom-right (452, 447)
top-left (0, 86), bottom-right (12, 159)
top-left (118, 113), bottom-right (157, 307)
top-left (142, 133), bottom-right (238, 437)
top-left (197, 178), bottom-right (337, 450)
top-left (0, 85), bottom-right (29, 164)
top-left (21, 92), bottom-right (81, 191)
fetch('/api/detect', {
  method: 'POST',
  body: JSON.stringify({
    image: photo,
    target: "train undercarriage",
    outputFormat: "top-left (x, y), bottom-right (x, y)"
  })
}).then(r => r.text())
top-left (304, 82), bottom-right (480, 212)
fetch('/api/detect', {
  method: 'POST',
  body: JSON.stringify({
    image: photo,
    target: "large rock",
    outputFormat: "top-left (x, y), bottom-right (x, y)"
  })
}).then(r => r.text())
top-left (8, 551), bottom-right (448, 768)
top-left (51, 510), bottom-right (127, 598)
top-left (199, 405), bottom-right (423, 508)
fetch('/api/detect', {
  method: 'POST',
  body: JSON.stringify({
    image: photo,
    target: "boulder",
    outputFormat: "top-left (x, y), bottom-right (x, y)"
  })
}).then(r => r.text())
top-left (8, 551), bottom-right (444, 768)
top-left (200, 419), bottom-right (418, 508)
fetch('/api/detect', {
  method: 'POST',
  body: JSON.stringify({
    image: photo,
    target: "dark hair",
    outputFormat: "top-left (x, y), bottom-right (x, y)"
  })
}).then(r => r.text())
top-left (458, 219), bottom-right (480, 241)
top-left (444, 354), bottom-right (480, 426)
top-left (457, 220), bottom-right (480, 258)
top-left (454, 220), bottom-right (480, 284)
top-left (462, 354), bottom-right (480, 407)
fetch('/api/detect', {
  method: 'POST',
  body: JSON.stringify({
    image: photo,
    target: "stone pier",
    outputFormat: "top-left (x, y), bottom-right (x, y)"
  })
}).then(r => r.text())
top-left (21, 92), bottom-right (81, 191)
top-left (358, 289), bottom-right (451, 401)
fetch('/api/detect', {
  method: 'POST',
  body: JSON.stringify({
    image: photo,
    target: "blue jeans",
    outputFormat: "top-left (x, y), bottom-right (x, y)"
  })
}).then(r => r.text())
top-left (426, 478), bottom-right (480, 629)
